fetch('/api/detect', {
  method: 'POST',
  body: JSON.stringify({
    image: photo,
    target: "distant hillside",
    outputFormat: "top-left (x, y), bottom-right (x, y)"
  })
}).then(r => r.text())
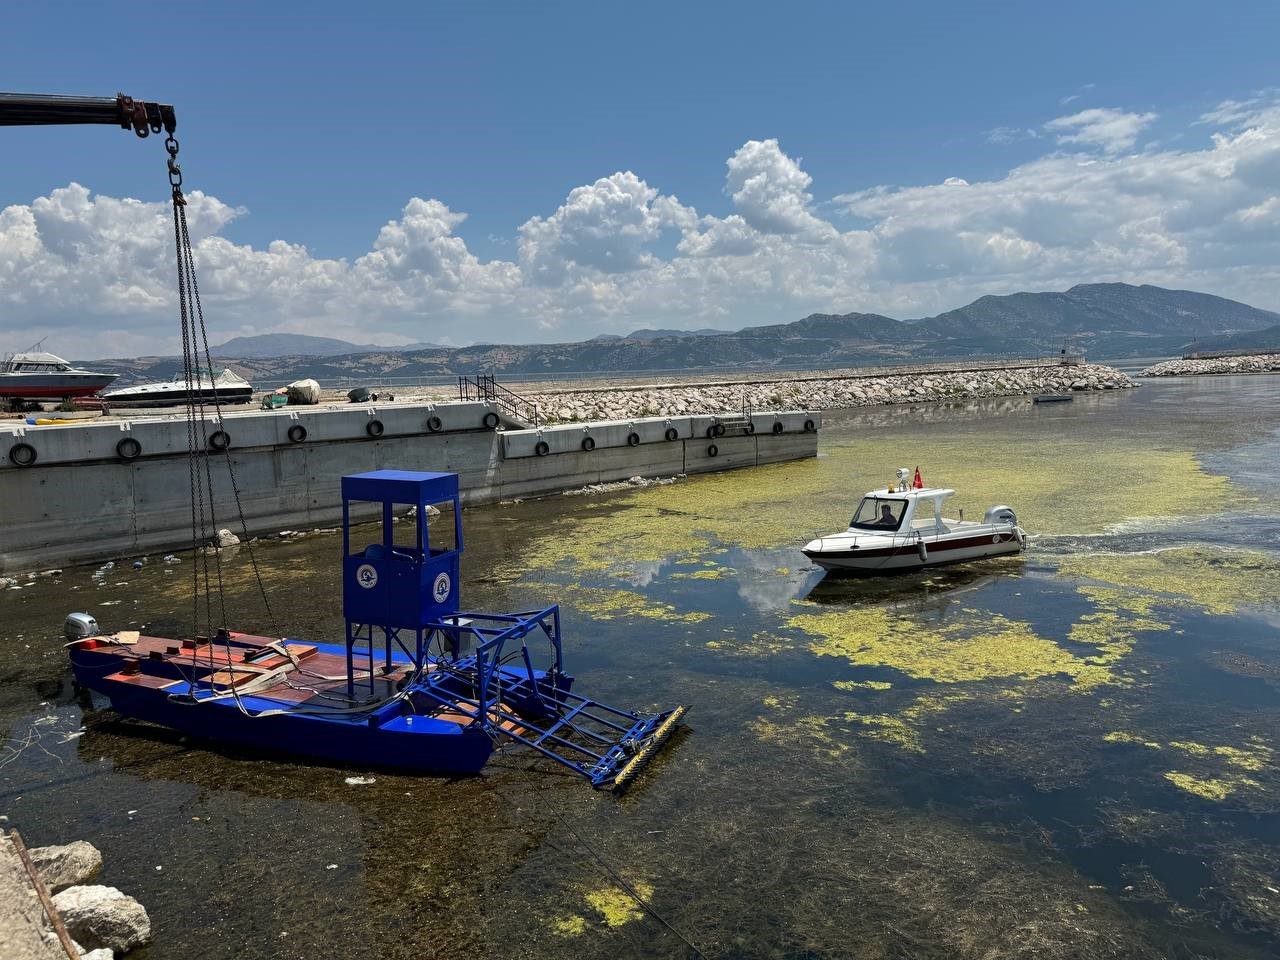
top-left (919, 283), bottom-right (1279, 349)
top-left (212, 333), bottom-right (438, 358)
top-left (100, 282), bottom-right (1280, 384)
top-left (625, 327), bottom-right (723, 340)
top-left (1188, 323), bottom-right (1280, 355)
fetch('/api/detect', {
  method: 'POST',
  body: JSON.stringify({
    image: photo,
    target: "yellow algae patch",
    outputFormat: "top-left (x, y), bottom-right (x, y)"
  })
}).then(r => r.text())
top-left (1164, 771), bottom-right (1260, 802)
top-left (670, 567), bottom-right (731, 580)
top-left (1104, 731), bottom-right (1162, 749)
top-left (1058, 548), bottom-right (1280, 617)
top-left (560, 585), bottom-right (710, 623)
top-left (841, 712), bottom-right (923, 753)
top-left (585, 882), bottom-right (653, 928)
top-left (788, 607), bottom-right (1119, 688)
top-left (754, 714), bottom-right (851, 759)
top-left (550, 915), bottom-right (588, 937)
top-left (706, 630), bottom-right (795, 656)
top-left (835, 691), bottom-right (971, 755)
top-left (834, 679), bottom-right (893, 692)
top-left (1169, 738), bottom-right (1274, 772)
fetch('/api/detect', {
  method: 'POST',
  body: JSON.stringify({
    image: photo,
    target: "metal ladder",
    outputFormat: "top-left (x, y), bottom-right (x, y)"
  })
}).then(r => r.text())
top-left (413, 607), bottom-right (688, 790)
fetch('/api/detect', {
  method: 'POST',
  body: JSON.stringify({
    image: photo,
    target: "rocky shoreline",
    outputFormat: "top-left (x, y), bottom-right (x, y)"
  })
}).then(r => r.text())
top-left (2, 831), bottom-right (150, 959)
top-left (1140, 353), bottom-right (1280, 377)
top-left (521, 363), bottom-right (1135, 424)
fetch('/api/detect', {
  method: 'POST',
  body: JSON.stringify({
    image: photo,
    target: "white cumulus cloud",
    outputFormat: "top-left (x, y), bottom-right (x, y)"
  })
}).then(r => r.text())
top-left (1044, 106), bottom-right (1158, 154)
top-left (2, 96), bottom-right (1280, 358)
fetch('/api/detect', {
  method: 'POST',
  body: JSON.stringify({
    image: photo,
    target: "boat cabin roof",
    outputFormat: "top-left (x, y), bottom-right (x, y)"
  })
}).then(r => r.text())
top-left (342, 469), bottom-right (459, 506)
top-left (862, 487), bottom-right (955, 503)
top-left (3, 351), bottom-right (73, 371)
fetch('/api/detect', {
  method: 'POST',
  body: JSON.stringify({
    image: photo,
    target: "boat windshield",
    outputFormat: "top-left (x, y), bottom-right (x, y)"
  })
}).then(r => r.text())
top-left (850, 497), bottom-right (906, 531)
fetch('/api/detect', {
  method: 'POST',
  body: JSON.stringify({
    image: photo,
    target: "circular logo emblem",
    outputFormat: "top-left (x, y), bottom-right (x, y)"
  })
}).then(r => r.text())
top-left (356, 563), bottom-right (379, 589)
top-left (432, 572), bottom-right (452, 604)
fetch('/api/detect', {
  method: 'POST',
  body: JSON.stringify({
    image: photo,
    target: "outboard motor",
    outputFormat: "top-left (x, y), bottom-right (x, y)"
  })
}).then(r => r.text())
top-left (64, 612), bottom-right (100, 640)
top-left (984, 506), bottom-right (1018, 526)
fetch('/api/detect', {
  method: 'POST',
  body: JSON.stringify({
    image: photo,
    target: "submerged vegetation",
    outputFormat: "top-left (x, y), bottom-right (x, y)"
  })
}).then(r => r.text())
top-left (4, 387), bottom-right (1279, 958)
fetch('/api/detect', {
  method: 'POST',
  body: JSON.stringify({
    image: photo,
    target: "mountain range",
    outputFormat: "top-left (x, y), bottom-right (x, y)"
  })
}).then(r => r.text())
top-left (100, 283), bottom-right (1280, 384)
top-left (210, 333), bottom-right (440, 358)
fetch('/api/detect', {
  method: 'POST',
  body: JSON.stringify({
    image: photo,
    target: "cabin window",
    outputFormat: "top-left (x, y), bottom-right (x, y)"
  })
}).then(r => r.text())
top-left (850, 497), bottom-right (906, 531)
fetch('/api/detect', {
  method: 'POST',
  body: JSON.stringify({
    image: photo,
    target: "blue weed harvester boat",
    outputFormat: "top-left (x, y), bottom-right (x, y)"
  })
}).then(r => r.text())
top-left (68, 470), bottom-right (687, 791)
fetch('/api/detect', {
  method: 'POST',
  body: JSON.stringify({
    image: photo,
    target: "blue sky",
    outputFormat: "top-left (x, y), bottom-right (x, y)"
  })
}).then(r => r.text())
top-left (3, 1), bottom-right (1280, 356)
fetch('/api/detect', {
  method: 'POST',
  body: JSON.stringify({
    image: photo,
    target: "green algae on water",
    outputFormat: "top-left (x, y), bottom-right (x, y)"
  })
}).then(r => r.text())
top-left (787, 606), bottom-right (1122, 688)
top-left (1058, 547), bottom-right (1280, 617)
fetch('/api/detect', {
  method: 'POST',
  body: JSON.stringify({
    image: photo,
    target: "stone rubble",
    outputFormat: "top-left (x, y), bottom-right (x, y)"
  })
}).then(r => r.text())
top-left (51, 885), bottom-right (151, 955)
top-left (562, 475), bottom-right (684, 497)
top-left (521, 363), bottom-right (1134, 424)
top-left (3, 834), bottom-right (152, 959)
top-left (1141, 353), bottom-right (1280, 377)
top-left (29, 841), bottom-right (102, 894)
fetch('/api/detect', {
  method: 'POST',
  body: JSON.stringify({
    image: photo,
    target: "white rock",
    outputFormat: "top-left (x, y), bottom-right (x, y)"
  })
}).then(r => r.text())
top-left (30, 841), bottom-right (103, 893)
top-left (214, 529), bottom-right (240, 548)
top-left (51, 885), bottom-right (151, 954)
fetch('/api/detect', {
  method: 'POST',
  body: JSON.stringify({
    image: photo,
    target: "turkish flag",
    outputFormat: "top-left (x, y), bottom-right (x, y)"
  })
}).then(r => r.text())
top-left (913, 467), bottom-right (923, 489)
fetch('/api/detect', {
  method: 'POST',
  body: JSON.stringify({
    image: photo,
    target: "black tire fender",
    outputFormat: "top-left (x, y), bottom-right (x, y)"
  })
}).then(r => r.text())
top-left (627, 432), bottom-right (640, 446)
top-left (482, 411), bottom-right (500, 429)
top-left (208, 430), bottom-right (231, 452)
top-left (287, 424), bottom-right (307, 443)
top-left (581, 436), bottom-right (596, 452)
top-left (707, 443), bottom-right (719, 457)
top-left (772, 421), bottom-right (784, 434)
top-left (427, 415), bottom-right (443, 433)
top-left (705, 424), bottom-right (717, 439)
top-left (745, 421), bottom-right (756, 435)
top-left (366, 419), bottom-right (384, 438)
top-left (534, 440), bottom-right (550, 457)
top-left (714, 422), bottom-right (726, 437)
top-left (8, 442), bottom-right (37, 467)
top-left (665, 427), bottom-right (679, 441)
top-left (116, 437), bottom-right (142, 461)
top-left (804, 419), bottom-right (816, 432)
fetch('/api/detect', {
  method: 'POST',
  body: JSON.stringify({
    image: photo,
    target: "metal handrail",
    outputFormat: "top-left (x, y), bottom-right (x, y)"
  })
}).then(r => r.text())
top-left (457, 373), bottom-right (540, 425)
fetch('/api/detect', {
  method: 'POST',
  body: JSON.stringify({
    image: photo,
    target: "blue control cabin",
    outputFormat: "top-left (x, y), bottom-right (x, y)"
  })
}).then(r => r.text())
top-left (341, 470), bottom-right (463, 696)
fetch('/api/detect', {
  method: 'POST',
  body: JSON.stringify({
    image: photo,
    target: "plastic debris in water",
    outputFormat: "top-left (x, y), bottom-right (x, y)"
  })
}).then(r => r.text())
top-left (344, 776), bottom-right (376, 786)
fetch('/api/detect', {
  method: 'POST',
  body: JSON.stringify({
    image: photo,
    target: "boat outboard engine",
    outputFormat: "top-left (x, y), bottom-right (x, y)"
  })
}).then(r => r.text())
top-left (64, 612), bottom-right (100, 640)
top-left (984, 505), bottom-right (1018, 526)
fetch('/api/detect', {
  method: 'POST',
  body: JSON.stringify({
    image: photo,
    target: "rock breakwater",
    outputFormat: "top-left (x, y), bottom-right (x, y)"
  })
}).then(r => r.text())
top-left (526, 363), bottom-right (1133, 423)
top-left (1141, 354), bottom-right (1280, 377)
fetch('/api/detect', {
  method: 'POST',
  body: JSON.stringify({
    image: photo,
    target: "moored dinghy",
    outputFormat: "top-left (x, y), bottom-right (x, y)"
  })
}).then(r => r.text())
top-left (802, 467), bottom-right (1027, 574)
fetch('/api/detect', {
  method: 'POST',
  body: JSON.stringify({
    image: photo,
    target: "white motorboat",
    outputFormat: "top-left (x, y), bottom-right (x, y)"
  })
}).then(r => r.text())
top-left (0, 351), bottom-right (118, 401)
top-left (802, 468), bottom-right (1027, 574)
top-left (102, 368), bottom-right (253, 407)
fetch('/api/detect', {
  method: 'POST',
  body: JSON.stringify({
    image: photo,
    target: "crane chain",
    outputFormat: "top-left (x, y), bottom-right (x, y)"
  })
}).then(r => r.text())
top-left (167, 137), bottom-right (282, 643)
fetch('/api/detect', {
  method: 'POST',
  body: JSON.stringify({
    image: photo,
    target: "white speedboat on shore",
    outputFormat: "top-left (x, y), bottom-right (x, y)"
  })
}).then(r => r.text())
top-left (802, 469), bottom-right (1027, 574)
top-left (0, 351), bottom-right (117, 401)
top-left (102, 368), bottom-right (253, 407)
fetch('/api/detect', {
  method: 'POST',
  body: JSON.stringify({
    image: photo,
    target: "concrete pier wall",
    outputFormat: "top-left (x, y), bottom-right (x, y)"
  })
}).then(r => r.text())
top-left (0, 402), bottom-right (818, 573)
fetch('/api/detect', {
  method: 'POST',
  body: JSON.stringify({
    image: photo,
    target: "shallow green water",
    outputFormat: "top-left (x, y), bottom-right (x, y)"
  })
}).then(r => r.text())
top-left (2, 375), bottom-right (1279, 959)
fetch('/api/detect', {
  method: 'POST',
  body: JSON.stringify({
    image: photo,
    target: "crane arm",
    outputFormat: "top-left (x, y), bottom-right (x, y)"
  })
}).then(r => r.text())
top-left (0, 92), bottom-right (175, 137)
